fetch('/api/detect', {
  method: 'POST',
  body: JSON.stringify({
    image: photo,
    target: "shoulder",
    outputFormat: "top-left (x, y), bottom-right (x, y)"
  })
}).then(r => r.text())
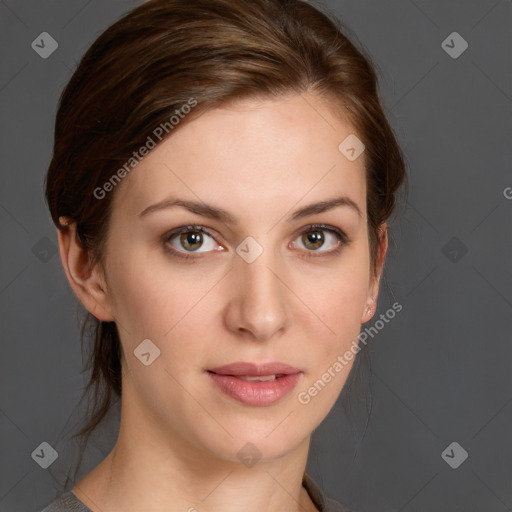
top-left (303, 473), bottom-right (355, 512)
top-left (43, 477), bottom-right (355, 512)
top-left (39, 491), bottom-right (93, 512)
top-left (325, 496), bottom-right (357, 512)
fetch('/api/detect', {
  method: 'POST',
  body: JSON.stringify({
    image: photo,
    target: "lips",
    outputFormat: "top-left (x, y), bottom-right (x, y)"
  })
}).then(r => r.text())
top-left (207, 362), bottom-right (302, 406)
top-left (208, 361), bottom-right (301, 377)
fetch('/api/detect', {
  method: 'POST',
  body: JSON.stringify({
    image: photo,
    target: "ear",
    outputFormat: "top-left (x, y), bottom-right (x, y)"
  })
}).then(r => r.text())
top-left (57, 216), bottom-right (114, 322)
top-left (362, 224), bottom-right (388, 323)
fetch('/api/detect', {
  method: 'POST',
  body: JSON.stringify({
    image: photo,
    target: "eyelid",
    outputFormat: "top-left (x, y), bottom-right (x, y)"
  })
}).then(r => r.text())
top-left (292, 223), bottom-right (349, 244)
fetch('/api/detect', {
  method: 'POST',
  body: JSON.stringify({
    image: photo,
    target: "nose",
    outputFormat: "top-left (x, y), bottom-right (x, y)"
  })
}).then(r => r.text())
top-left (223, 251), bottom-right (292, 341)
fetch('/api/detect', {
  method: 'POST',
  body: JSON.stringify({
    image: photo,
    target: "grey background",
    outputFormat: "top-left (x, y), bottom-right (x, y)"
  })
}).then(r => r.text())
top-left (0, 1), bottom-right (511, 511)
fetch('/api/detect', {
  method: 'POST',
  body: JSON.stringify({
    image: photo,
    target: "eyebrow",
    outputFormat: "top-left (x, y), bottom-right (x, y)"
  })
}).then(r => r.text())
top-left (138, 196), bottom-right (362, 223)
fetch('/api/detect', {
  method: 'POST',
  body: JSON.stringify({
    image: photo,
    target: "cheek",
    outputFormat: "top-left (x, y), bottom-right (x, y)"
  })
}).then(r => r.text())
top-left (296, 269), bottom-right (369, 413)
top-left (314, 284), bottom-right (367, 359)
top-left (305, 251), bottom-right (370, 355)
top-left (104, 246), bottom-right (224, 366)
top-left (103, 247), bottom-right (178, 338)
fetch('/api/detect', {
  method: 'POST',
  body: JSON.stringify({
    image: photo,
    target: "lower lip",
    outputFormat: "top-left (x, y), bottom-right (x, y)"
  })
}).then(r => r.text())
top-left (207, 371), bottom-right (302, 406)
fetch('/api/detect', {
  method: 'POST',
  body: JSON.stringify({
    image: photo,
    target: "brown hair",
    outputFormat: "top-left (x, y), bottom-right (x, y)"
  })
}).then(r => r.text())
top-left (45, 0), bottom-right (406, 483)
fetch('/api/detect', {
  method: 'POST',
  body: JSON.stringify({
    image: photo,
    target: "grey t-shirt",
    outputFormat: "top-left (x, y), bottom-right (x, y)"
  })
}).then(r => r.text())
top-left (40, 473), bottom-right (352, 511)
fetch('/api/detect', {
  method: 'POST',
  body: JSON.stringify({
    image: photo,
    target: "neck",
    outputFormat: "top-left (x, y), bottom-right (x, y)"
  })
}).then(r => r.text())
top-left (72, 391), bottom-right (318, 512)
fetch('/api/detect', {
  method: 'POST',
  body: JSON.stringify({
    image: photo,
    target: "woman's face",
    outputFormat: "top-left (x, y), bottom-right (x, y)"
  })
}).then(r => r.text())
top-left (97, 93), bottom-right (383, 463)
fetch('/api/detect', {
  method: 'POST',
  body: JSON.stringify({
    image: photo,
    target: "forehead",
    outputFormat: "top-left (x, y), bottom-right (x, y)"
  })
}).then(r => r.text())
top-left (110, 93), bottom-right (367, 220)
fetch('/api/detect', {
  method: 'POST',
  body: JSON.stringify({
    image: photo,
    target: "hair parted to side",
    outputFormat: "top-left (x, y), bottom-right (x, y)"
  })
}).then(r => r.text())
top-left (45, 0), bottom-right (406, 483)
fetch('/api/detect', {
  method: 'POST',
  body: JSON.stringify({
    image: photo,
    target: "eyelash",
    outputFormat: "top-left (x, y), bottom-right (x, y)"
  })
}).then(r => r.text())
top-left (162, 224), bottom-right (349, 261)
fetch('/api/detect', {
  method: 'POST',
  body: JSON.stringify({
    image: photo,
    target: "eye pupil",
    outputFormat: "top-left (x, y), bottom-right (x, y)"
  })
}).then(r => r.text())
top-left (302, 230), bottom-right (324, 250)
top-left (180, 231), bottom-right (203, 251)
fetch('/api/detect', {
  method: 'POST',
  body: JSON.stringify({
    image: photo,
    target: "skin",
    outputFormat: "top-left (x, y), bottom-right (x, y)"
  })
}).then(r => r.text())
top-left (58, 92), bottom-right (387, 512)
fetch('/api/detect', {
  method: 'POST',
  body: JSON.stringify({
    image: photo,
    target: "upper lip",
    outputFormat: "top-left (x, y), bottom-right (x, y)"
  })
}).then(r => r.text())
top-left (208, 362), bottom-right (301, 376)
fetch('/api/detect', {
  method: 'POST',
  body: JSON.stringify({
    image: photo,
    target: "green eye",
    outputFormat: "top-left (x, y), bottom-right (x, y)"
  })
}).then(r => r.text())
top-left (165, 225), bottom-right (220, 255)
top-left (162, 223), bottom-right (348, 262)
top-left (178, 230), bottom-right (205, 251)
top-left (301, 229), bottom-right (325, 250)
top-left (293, 225), bottom-right (346, 253)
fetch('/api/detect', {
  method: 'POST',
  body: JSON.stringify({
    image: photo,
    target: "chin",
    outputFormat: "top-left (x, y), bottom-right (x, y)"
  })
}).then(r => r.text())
top-left (193, 414), bottom-right (313, 465)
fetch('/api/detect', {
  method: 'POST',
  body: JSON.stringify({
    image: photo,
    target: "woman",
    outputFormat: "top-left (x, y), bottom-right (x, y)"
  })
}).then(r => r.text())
top-left (41, 0), bottom-right (405, 510)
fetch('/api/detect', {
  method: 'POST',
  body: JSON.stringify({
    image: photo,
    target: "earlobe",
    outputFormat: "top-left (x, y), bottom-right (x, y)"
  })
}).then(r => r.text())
top-left (57, 216), bottom-right (114, 322)
top-left (362, 224), bottom-right (389, 323)
top-left (362, 303), bottom-right (375, 323)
